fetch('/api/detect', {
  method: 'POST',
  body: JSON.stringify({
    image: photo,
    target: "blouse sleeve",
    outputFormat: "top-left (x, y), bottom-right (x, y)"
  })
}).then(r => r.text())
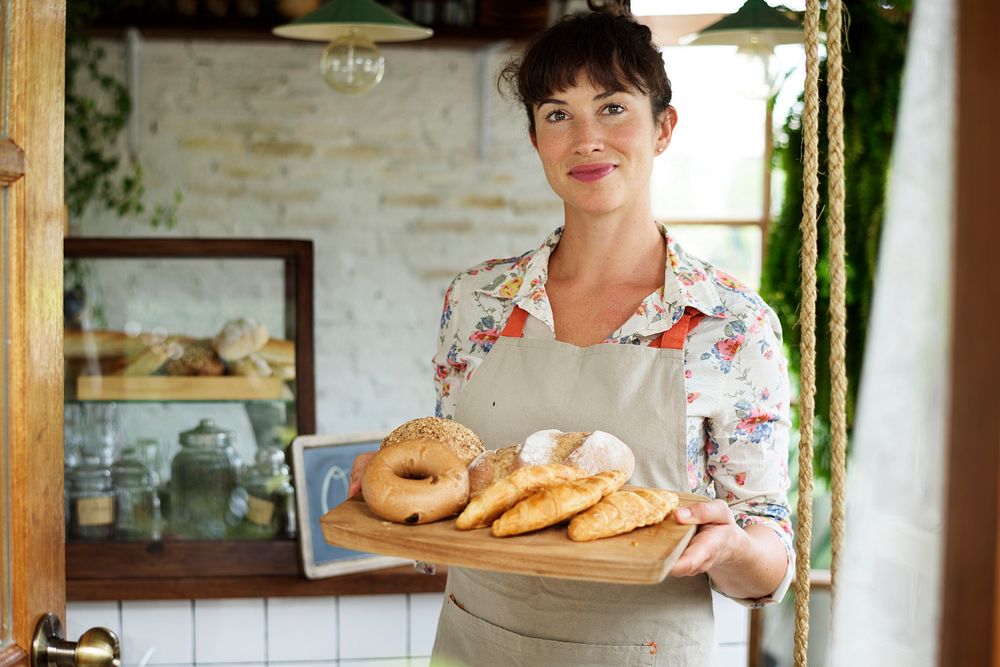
top-left (701, 304), bottom-right (795, 607)
top-left (433, 275), bottom-right (468, 420)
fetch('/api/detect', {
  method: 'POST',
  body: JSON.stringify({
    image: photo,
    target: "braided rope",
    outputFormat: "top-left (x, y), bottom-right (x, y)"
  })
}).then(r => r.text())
top-left (825, 0), bottom-right (848, 606)
top-left (794, 0), bottom-right (822, 663)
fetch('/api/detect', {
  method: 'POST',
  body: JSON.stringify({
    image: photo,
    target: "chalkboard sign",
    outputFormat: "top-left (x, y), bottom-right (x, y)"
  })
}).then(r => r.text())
top-left (291, 433), bottom-right (408, 578)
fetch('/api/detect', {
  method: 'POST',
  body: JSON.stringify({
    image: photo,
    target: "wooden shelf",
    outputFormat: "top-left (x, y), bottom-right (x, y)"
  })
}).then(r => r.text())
top-left (76, 375), bottom-right (288, 401)
top-left (66, 539), bottom-right (448, 600)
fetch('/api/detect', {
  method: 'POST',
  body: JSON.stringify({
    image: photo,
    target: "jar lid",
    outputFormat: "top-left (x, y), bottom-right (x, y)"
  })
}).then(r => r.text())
top-left (179, 418), bottom-right (234, 449)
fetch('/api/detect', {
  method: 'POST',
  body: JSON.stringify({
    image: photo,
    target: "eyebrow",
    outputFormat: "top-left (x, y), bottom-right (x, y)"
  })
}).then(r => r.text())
top-left (537, 90), bottom-right (623, 107)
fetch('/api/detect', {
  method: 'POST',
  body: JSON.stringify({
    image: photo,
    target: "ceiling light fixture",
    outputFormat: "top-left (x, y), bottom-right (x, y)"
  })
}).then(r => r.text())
top-left (273, 0), bottom-right (433, 95)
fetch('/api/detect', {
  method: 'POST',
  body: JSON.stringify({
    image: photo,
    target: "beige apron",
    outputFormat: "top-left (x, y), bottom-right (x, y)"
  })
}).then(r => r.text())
top-left (432, 306), bottom-right (715, 667)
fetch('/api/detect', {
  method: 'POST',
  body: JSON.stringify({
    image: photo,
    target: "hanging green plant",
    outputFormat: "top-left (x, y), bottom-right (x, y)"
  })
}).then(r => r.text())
top-left (64, 1), bottom-right (181, 233)
top-left (761, 0), bottom-right (911, 482)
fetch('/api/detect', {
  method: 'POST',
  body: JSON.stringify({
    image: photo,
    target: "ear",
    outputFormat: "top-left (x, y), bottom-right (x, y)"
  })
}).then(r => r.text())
top-left (655, 106), bottom-right (678, 155)
top-left (529, 128), bottom-right (538, 150)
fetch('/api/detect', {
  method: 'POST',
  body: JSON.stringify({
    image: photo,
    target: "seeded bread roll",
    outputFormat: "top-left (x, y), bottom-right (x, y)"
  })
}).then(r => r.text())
top-left (214, 318), bottom-right (269, 362)
top-left (381, 417), bottom-right (484, 466)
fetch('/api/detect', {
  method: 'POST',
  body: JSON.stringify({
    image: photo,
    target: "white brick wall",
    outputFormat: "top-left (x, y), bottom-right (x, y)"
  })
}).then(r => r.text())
top-left (68, 38), bottom-right (750, 665)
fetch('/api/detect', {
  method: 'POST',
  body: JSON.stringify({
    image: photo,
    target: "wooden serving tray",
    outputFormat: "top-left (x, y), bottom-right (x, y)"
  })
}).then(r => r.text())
top-left (321, 490), bottom-right (707, 585)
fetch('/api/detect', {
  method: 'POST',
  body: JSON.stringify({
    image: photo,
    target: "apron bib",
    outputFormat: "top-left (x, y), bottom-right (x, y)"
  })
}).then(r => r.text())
top-left (432, 307), bottom-right (715, 666)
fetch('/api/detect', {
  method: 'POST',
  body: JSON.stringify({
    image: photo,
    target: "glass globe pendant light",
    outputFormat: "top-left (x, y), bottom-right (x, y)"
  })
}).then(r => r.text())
top-left (273, 0), bottom-right (432, 95)
top-left (321, 30), bottom-right (385, 94)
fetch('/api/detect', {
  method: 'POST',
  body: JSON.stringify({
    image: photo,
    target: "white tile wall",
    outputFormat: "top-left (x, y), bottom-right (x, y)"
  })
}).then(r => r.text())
top-left (70, 592), bottom-right (752, 665)
top-left (266, 597), bottom-right (338, 662)
top-left (119, 599), bottom-right (194, 666)
top-left (193, 599), bottom-right (266, 664)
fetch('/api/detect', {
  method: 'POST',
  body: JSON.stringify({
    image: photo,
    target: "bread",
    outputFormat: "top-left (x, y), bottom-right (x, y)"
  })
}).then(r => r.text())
top-left (381, 417), bottom-right (484, 466)
top-left (513, 429), bottom-right (635, 478)
top-left (213, 318), bottom-right (269, 361)
top-left (227, 353), bottom-right (273, 378)
top-left (457, 463), bottom-right (586, 530)
top-left (257, 338), bottom-right (295, 367)
top-left (65, 329), bottom-right (195, 359)
top-left (163, 339), bottom-right (225, 376)
top-left (491, 469), bottom-right (628, 537)
top-left (467, 444), bottom-right (521, 498)
top-left (567, 487), bottom-right (679, 542)
top-left (119, 345), bottom-right (170, 376)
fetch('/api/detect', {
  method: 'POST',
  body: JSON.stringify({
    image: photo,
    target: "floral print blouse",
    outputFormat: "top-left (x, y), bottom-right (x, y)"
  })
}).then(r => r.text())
top-left (432, 223), bottom-right (794, 606)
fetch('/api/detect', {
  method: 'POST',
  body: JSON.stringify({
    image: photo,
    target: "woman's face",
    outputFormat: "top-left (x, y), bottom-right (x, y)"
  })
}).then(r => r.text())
top-left (530, 75), bottom-right (675, 219)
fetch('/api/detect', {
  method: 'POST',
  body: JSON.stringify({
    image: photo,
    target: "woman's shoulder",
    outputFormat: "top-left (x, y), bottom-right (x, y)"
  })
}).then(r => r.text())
top-left (446, 250), bottom-right (533, 301)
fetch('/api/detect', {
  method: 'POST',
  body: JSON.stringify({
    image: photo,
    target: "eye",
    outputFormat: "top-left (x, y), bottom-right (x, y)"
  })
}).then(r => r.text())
top-left (544, 109), bottom-right (569, 123)
top-left (603, 103), bottom-right (627, 116)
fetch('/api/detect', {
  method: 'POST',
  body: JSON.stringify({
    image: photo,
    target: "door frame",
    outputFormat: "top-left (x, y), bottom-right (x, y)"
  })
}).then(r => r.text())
top-left (0, 0), bottom-right (66, 664)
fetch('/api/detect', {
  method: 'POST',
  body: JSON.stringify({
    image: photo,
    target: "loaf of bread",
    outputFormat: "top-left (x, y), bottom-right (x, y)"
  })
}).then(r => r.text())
top-left (381, 417), bottom-right (484, 466)
top-left (491, 469), bottom-right (628, 537)
top-left (214, 318), bottom-right (269, 361)
top-left (467, 444), bottom-right (521, 498)
top-left (456, 463), bottom-right (586, 530)
top-left (227, 352), bottom-right (273, 378)
top-left (513, 429), bottom-right (635, 478)
top-left (163, 339), bottom-right (226, 376)
top-left (257, 338), bottom-right (295, 367)
top-left (567, 487), bottom-right (679, 542)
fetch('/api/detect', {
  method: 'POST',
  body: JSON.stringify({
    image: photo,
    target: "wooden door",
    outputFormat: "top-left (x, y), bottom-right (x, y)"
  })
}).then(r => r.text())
top-left (0, 1), bottom-right (67, 665)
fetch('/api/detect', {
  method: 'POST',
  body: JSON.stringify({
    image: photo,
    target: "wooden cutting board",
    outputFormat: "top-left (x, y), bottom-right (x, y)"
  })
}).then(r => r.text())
top-left (321, 490), bottom-right (707, 585)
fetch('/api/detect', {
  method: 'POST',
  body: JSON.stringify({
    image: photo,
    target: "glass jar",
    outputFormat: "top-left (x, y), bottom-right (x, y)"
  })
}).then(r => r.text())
top-left (240, 446), bottom-right (295, 539)
top-left (67, 462), bottom-right (116, 541)
top-left (112, 447), bottom-right (162, 541)
top-left (169, 418), bottom-right (241, 540)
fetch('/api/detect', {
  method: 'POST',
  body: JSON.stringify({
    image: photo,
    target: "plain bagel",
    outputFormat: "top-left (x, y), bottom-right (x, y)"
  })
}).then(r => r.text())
top-left (362, 439), bottom-right (470, 524)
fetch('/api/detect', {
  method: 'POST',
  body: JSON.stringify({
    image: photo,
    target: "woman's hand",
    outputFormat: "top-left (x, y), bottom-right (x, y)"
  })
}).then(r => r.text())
top-left (347, 451), bottom-right (377, 497)
top-left (670, 500), bottom-right (745, 577)
top-left (670, 499), bottom-right (787, 600)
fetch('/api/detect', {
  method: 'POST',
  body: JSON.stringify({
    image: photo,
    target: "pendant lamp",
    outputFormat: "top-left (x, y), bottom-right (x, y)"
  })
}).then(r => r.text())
top-left (273, 0), bottom-right (433, 95)
top-left (681, 0), bottom-right (805, 99)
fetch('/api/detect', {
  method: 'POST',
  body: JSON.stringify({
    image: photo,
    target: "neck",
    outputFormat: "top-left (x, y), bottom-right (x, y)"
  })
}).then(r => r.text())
top-left (549, 207), bottom-right (664, 288)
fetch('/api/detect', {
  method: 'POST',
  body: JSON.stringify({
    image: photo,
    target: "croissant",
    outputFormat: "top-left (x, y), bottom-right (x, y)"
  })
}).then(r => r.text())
top-left (567, 487), bottom-right (679, 542)
top-left (491, 469), bottom-right (628, 537)
top-left (456, 463), bottom-right (586, 530)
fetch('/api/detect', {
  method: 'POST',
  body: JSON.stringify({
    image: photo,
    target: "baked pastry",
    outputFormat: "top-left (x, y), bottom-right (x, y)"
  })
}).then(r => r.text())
top-left (227, 352), bottom-right (273, 378)
top-left (467, 444), bottom-right (521, 498)
top-left (514, 429), bottom-right (635, 478)
top-left (257, 338), bottom-right (295, 367)
top-left (456, 463), bottom-right (586, 530)
top-left (213, 318), bottom-right (269, 361)
top-left (381, 417), bottom-right (484, 466)
top-left (163, 339), bottom-right (225, 376)
top-left (491, 469), bottom-right (628, 537)
top-left (362, 439), bottom-right (469, 524)
top-left (119, 344), bottom-right (170, 376)
top-left (567, 487), bottom-right (679, 542)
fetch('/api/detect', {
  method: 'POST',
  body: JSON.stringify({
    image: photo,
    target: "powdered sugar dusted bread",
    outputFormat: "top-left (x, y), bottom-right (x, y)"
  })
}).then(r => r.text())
top-left (513, 429), bottom-right (635, 479)
top-left (468, 444), bottom-right (521, 498)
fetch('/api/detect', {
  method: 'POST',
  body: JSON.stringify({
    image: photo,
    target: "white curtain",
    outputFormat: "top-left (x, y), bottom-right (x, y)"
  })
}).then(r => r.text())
top-left (827, 0), bottom-right (954, 664)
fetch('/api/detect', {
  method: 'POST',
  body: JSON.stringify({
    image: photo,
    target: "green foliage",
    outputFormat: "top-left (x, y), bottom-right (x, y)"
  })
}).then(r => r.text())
top-left (64, 1), bottom-right (180, 231)
top-left (760, 1), bottom-right (910, 482)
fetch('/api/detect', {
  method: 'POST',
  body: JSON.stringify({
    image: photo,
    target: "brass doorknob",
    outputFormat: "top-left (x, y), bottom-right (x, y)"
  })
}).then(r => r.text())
top-left (32, 613), bottom-right (121, 667)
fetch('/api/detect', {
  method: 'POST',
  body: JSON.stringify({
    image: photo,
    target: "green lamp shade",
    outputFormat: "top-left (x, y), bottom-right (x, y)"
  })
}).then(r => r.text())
top-left (273, 0), bottom-right (433, 43)
top-left (682, 0), bottom-right (803, 48)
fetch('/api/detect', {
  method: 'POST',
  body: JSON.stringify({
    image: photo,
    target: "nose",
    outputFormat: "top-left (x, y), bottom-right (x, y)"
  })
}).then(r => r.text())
top-left (571, 118), bottom-right (603, 155)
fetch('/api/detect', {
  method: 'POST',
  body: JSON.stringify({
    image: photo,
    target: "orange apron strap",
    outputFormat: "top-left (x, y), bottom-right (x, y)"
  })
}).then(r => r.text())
top-left (650, 308), bottom-right (704, 350)
top-left (500, 305), bottom-right (530, 338)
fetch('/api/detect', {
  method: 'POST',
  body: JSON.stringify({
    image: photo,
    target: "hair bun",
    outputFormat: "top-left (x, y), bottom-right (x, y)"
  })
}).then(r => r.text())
top-left (586, 0), bottom-right (633, 18)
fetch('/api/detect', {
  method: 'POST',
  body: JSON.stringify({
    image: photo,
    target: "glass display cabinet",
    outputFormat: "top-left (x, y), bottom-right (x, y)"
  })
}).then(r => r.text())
top-left (63, 238), bottom-right (444, 600)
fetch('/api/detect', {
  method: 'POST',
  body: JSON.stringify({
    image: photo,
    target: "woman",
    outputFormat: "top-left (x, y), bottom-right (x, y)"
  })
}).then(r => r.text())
top-left (354, 2), bottom-right (793, 664)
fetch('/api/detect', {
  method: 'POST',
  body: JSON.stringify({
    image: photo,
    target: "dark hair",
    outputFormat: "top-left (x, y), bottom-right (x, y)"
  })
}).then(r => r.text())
top-left (499, 0), bottom-right (672, 135)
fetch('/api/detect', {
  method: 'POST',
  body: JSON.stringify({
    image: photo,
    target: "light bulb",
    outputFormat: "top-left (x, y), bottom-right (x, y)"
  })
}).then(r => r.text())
top-left (732, 39), bottom-right (780, 100)
top-left (320, 31), bottom-right (385, 95)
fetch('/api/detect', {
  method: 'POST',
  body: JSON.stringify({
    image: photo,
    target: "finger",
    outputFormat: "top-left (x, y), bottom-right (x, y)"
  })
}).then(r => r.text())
top-left (671, 530), bottom-right (722, 576)
top-left (674, 499), bottom-right (731, 526)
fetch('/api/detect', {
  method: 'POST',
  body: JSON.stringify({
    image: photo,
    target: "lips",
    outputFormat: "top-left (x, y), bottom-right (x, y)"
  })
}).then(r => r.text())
top-left (568, 163), bottom-right (616, 183)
